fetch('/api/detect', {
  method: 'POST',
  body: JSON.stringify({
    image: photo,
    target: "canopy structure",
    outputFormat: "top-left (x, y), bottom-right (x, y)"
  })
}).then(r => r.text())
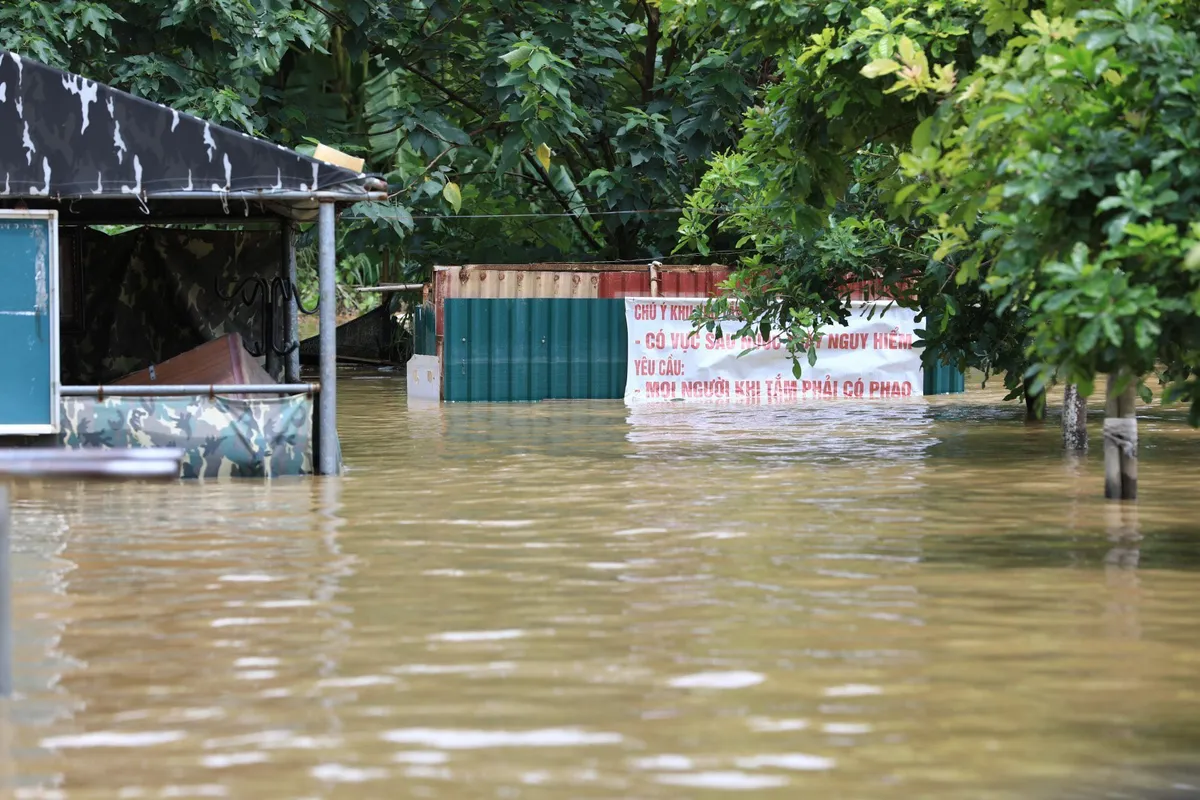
top-left (0, 49), bottom-right (386, 222)
top-left (0, 50), bottom-right (381, 474)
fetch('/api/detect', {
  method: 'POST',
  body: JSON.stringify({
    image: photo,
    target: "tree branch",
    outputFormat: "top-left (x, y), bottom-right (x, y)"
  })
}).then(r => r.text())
top-left (522, 152), bottom-right (603, 251)
top-left (661, 36), bottom-right (680, 80)
top-left (639, 0), bottom-right (661, 104)
top-left (401, 63), bottom-right (489, 118)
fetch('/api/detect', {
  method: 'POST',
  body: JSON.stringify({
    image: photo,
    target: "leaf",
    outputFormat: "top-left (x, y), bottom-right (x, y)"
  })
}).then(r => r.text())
top-left (391, 205), bottom-right (414, 231)
top-left (500, 47), bottom-right (530, 68)
top-left (1081, 28), bottom-right (1122, 50)
top-left (497, 132), bottom-right (525, 175)
top-left (536, 142), bottom-right (552, 171)
top-left (807, 345), bottom-right (818, 367)
top-left (442, 181), bottom-right (462, 213)
top-left (911, 115), bottom-right (934, 153)
top-left (1186, 243), bottom-right (1200, 271)
top-left (1138, 382), bottom-right (1152, 404)
top-left (860, 58), bottom-right (901, 78)
top-left (863, 7), bottom-right (888, 26)
top-left (1076, 320), bottom-right (1100, 354)
top-left (1152, 149), bottom-right (1183, 171)
top-left (792, 361), bottom-right (804, 379)
top-left (898, 36), bottom-right (917, 64)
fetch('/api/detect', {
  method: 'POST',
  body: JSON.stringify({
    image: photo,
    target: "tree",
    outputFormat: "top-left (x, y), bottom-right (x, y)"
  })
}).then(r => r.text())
top-left (667, 0), bottom-right (1200, 499)
top-left (2, 1), bottom-right (759, 299)
top-left (891, 0), bottom-right (1200, 498)
top-left (664, 0), bottom-right (1040, 412)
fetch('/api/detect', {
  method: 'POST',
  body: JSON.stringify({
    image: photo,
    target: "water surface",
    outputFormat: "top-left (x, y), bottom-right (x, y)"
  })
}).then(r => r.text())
top-left (5, 374), bottom-right (1200, 798)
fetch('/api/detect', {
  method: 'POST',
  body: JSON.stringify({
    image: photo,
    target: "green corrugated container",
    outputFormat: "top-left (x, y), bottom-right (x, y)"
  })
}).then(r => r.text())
top-left (443, 298), bottom-right (626, 402)
top-left (439, 298), bottom-right (964, 401)
top-left (413, 303), bottom-right (436, 356)
top-left (923, 357), bottom-right (965, 395)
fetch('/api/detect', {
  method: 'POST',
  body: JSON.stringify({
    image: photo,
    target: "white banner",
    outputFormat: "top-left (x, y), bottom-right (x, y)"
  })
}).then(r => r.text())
top-left (623, 298), bottom-right (923, 405)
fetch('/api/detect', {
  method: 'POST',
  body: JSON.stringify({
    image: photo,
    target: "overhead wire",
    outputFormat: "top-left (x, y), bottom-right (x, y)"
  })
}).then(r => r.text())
top-left (341, 206), bottom-right (714, 221)
top-left (338, 203), bottom-right (764, 221)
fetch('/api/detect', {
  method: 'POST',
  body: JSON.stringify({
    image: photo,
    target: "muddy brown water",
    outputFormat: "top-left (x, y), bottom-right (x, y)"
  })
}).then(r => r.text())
top-left (3, 372), bottom-right (1200, 799)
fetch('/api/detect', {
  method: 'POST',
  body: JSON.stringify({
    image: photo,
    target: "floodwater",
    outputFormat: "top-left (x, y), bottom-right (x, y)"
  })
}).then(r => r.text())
top-left (4, 372), bottom-right (1200, 799)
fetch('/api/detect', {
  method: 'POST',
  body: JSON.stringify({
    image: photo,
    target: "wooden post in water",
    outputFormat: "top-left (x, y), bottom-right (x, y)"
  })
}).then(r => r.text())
top-left (1103, 373), bottom-right (1138, 500)
top-left (1062, 383), bottom-right (1088, 451)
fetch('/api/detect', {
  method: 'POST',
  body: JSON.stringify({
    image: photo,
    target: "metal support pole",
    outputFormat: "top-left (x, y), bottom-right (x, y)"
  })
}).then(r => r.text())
top-left (318, 202), bottom-right (338, 476)
top-left (0, 487), bottom-right (10, 698)
top-left (284, 220), bottom-right (301, 383)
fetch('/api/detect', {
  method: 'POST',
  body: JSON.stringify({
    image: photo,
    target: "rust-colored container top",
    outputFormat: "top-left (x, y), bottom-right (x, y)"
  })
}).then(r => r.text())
top-left (432, 262), bottom-right (732, 301)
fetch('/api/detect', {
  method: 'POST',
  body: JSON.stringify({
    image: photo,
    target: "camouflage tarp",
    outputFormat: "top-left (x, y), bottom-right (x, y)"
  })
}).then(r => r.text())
top-left (63, 226), bottom-right (285, 384)
top-left (58, 394), bottom-right (315, 478)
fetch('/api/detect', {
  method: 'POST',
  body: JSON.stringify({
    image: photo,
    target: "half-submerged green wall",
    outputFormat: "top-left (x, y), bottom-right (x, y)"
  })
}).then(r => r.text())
top-left (435, 298), bottom-right (963, 402)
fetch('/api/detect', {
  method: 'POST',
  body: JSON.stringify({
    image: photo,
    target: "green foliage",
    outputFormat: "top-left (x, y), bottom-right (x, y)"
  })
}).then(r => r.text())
top-left (667, 0), bottom-right (1032, 394)
top-left (294, 248), bottom-right (381, 318)
top-left (668, 0), bottom-right (1200, 421)
top-left (3, 0), bottom-right (759, 310)
top-left (892, 0), bottom-right (1200, 419)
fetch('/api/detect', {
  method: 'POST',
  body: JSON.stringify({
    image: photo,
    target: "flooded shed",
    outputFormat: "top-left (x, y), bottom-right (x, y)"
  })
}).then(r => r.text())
top-left (0, 50), bottom-right (387, 476)
top-left (409, 264), bottom-right (964, 402)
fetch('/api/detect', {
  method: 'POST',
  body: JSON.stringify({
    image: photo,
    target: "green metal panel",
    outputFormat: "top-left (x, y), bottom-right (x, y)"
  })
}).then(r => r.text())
top-left (589, 301), bottom-right (607, 397)
top-left (443, 298), bottom-right (960, 401)
top-left (923, 358), bottom-right (965, 395)
top-left (568, 299), bottom-right (589, 398)
top-left (0, 215), bottom-right (59, 434)
top-left (489, 298), bottom-right (511, 401)
top-left (607, 301), bottom-right (627, 398)
top-left (531, 303), bottom-right (550, 400)
top-left (510, 300), bottom-right (532, 402)
top-left (443, 298), bottom-right (627, 402)
top-left (548, 300), bottom-right (570, 398)
top-left (468, 299), bottom-right (490, 401)
top-left (413, 303), bottom-right (436, 356)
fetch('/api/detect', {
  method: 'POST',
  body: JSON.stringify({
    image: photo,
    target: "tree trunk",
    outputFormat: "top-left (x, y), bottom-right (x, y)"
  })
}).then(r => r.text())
top-left (1062, 383), bottom-right (1088, 451)
top-left (1103, 373), bottom-right (1138, 501)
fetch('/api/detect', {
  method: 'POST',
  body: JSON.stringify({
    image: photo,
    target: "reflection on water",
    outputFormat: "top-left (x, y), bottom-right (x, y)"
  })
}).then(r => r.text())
top-left (2, 370), bottom-right (1200, 798)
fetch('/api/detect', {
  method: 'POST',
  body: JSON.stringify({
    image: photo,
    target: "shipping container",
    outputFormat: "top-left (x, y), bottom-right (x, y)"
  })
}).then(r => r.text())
top-left (415, 263), bottom-right (963, 402)
top-left (431, 263), bottom-right (730, 363)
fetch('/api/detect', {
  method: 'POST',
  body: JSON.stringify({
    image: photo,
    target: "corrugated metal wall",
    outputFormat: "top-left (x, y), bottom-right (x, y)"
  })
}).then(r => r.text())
top-left (442, 299), bottom-right (626, 402)
top-left (413, 303), bottom-right (436, 356)
top-left (427, 263), bottom-right (964, 401)
top-left (596, 267), bottom-right (729, 298)
top-left (433, 265), bottom-right (731, 300)
top-left (436, 266), bottom-right (603, 299)
top-left (431, 264), bottom-right (729, 388)
top-left (924, 361), bottom-right (965, 396)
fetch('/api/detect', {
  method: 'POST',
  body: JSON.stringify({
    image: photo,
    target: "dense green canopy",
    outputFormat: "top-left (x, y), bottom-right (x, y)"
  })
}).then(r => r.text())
top-left (3, 0), bottom-right (756, 285)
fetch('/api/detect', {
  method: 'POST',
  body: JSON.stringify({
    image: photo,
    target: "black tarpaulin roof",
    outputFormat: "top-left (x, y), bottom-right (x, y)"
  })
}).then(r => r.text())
top-left (0, 50), bottom-right (386, 221)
